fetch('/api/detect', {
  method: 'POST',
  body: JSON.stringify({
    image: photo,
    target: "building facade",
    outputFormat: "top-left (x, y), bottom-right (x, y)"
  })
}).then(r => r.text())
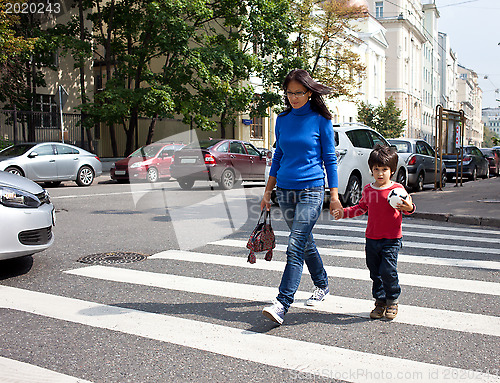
top-left (368, 0), bottom-right (426, 139)
top-left (482, 108), bottom-right (500, 141)
top-left (457, 65), bottom-right (483, 146)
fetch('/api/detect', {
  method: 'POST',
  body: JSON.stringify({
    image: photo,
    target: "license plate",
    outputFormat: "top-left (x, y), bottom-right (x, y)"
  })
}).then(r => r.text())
top-left (115, 170), bottom-right (126, 175)
top-left (52, 208), bottom-right (56, 226)
top-left (446, 168), bottom-right (455, 173)
top-left (181, 158), bottom-right (197, 164)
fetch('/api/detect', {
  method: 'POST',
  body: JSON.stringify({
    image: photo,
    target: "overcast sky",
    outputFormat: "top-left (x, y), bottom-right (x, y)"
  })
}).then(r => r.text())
top-left (434, 0), bottom-right (500, 109)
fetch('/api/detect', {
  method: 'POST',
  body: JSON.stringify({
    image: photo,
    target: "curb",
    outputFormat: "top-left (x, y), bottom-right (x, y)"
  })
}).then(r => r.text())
top-left (411, 212), bottom-right (500, 229)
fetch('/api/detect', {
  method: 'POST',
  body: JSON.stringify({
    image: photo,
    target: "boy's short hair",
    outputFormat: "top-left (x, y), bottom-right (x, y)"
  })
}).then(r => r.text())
top-left (368, 144), bottom-right (398, 173)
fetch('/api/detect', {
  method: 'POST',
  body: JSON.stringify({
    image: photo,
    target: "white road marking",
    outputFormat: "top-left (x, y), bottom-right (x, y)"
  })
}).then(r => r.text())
top-left (64, 264), bottom-right (500, 337)
top-left (0, 356), bottom-right (93, 383)
top-left (161, 248), bottom-right (499, 296)
top-left (331, 218), bottom-right (500, 235)
top-left (1, 286), bottom-right (498, 383)
top-left (315, 224), bottom-right (500, 244)
top-left (274, 231), bottom-right (500, 255)
top-left (212, 239), bottom-right (500, 271)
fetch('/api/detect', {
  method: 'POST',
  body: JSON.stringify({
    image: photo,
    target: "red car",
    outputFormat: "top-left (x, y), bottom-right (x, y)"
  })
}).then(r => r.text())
top-left (110, 143), bottom-right (185, 183)
top-left (170, 139), bottom-right (266, 189)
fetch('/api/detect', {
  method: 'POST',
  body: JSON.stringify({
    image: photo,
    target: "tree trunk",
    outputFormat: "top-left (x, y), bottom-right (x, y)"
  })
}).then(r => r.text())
top-left (220, 110), bottom-right (226, 139)
top-left (146, 114), bottom-right (158, 145)
top-left (78, 0), bottom-right (94, 152)
top-left (109, 123), bottom-right (118, 157)
top-left (124, 108), bottom-right (138, 156)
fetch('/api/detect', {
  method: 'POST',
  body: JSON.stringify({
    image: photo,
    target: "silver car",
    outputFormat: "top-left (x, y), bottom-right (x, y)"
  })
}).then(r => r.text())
top-left (0, 170), bottom-right (55, 260)
top-left (0, 142), bottom-right (102, 186)
top-left (388, 138), bottom-right (446, 191)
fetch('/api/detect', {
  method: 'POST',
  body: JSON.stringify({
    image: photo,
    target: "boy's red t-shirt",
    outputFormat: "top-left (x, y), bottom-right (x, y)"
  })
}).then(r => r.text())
top-left (343, 182), bottom-right (414, 239)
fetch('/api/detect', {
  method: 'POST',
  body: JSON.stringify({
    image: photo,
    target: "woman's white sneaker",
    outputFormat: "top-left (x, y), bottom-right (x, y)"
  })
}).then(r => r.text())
top-left (306, 286), bottom-right (329, 306)
top-left (262, 300), bottom-right (286, 325)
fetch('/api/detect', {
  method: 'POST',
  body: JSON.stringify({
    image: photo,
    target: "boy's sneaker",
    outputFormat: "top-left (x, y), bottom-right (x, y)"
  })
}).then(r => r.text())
top-left (306, 286), bottom-right (329, 306)
top-left (370, 300), bottom-right (387, 319)
top-left (262, 300), bottom-right (286, 325)
top-left (385, 303), bottom-right (398, 320)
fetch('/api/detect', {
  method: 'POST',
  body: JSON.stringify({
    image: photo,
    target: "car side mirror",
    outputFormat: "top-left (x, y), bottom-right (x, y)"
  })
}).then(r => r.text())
top-left (28, 152), bottom-right (38, 158)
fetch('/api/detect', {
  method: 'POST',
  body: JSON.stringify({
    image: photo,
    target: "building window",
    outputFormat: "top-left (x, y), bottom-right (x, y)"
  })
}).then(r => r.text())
top-left (250, 115), bottom-right (264, 139)
top-left (375, 2), bottom-right (383, 18)
top-left (35, 94), bottom-right (58, 128)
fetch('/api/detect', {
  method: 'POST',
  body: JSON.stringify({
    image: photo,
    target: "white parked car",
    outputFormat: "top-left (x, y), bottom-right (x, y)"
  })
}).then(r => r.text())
top-left (0, 170), bottom-right (55, 260)
top-left (265, 123), bottom-right (407, 206)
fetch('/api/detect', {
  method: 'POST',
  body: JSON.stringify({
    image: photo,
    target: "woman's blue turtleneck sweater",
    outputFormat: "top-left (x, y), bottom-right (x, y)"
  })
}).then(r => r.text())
top-left (269, 101), bottom-right (338, 190)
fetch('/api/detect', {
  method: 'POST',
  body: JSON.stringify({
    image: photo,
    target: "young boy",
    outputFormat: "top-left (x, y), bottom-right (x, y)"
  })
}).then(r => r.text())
top-left (333, 145), bottom-right (415, 320)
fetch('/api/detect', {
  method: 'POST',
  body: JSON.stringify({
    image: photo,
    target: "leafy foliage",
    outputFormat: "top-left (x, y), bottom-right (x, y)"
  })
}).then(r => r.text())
top-left (0, 0), bottom-right (37, 62)
top-left (290, 0), bottom-right (368, 99)
top-left (357, 97), bottom-right (406, 138)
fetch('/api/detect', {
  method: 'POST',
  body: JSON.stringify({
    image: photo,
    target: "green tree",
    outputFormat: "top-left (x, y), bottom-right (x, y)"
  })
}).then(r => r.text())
top-left (80, 0), bottom-right (293, 156)
top-left (357, 97), bottom-right (406, 138)
top-left (291, 0), bottom-right (368, 99)
top-left (0, 0), bottom-right (37, 62)
top-left (482, 125), bottom-right (500, 147)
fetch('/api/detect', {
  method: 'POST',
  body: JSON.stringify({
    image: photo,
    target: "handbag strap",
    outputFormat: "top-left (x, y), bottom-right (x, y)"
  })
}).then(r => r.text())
top-left (259, 209), bottom-right (272, 226)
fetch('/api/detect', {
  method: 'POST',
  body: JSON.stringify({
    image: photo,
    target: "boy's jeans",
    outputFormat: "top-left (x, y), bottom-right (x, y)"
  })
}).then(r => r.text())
top-left (365, 238), bottom-right (402, 304)
top-left (275, 187), bottom-right (328, 311)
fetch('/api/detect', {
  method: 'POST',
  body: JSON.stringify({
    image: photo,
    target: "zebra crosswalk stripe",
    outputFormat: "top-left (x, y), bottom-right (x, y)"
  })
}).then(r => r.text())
top-left (64, 264), bottom-right (500, 337)
top-left (315, 224), bottom-right (500, 243)
top-left (1, 285), bottom-right (498, 383)
top-left (274, 231), bottom-right (500, 255)
top-left (148, 249), bottom-right (500, 296)
top-left (211, 239), bottom-right (500, 270)
top-left (0, 356), bottom-right (93, 383)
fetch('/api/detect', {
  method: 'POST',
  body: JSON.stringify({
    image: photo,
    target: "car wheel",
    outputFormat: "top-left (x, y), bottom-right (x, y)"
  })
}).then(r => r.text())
top-left (343, 174), bottom-right (361, 206)
top-left (147, 167), bottom-right (159, 183)
top-left (414, 172), bottom-right (424, 192)
top-left (440, 172), bottom-right (446, 188)
top-left (76, 165), bottom-right (94, 186)
top-left (468, 167), bottom-right (477, 181)
top-left (219, 168), bottom-right (235, 190)
top-left (483, 167), bottom-right (490, 179)
top-left (178, 178), bottom-right (194, 190)
top-left (396, 168), bottom-right (407, 189)
top-left (5, 166), bottom-right (24, 177)
top-left (44, 181), bottom-right (62, 187)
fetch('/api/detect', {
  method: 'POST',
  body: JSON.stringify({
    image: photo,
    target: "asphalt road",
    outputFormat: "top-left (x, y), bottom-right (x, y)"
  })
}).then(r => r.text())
top-left (0, 176), bottom-right (499, 383)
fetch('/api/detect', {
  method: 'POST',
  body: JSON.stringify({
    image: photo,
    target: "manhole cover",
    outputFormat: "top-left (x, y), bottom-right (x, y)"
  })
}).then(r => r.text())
top-left (77, 252), bottom-right (148, 265)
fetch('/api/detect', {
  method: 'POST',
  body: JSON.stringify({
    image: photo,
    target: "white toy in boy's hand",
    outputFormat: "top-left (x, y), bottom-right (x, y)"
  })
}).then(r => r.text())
top-left (387, 187), bottom-right (409, 208)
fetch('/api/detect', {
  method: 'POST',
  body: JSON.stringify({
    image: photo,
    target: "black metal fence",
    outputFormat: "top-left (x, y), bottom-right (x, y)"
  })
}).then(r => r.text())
top-left (0, 109), bottom-right (84, 148)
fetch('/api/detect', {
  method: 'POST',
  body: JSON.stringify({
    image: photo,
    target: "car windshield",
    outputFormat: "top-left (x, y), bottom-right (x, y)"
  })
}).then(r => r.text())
top-left (184, 139), bottom-right (223, 150)
top-left (130, 146), bottom-right (162, 158)
top-left (0, 143), bottom-right (37, 156)
top-left (389, 141), bottom-right (411, 153)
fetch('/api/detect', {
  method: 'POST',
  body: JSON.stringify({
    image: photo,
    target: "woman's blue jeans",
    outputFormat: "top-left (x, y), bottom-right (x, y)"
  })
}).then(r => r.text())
top-left (275, 187), bottom-right (328, 311)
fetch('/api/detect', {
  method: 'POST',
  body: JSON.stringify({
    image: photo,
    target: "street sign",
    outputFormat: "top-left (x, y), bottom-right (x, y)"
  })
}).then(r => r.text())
top-left (455, 122), bottom-right (461, 149)
top-left (57, 85), bottom-right (69, 143)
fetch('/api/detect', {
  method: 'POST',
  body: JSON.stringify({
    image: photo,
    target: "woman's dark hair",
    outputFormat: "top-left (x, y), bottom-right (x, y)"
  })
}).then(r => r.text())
top-left (368, 144), bottom-right (398, 174)
top-left (281, 69), bottom-right (333, 120)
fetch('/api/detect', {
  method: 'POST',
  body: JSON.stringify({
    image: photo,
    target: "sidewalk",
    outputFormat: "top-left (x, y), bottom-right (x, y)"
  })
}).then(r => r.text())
top-left (410, 176), bottom-right (500, 228)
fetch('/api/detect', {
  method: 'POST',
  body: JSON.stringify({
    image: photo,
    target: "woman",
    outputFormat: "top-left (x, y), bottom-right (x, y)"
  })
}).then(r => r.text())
top-left (261, 69), bottom-right (342, 325)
